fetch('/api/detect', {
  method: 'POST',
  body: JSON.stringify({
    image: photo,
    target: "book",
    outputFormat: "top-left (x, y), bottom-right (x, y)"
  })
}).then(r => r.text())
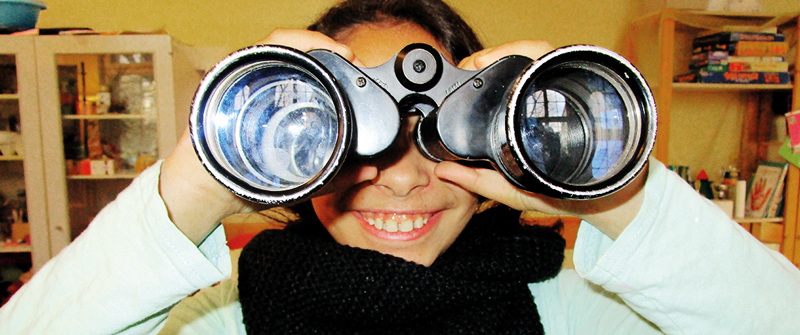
top-left (690, 64), bottom-right (728, 72)
top-left (728, 61), bottom-right (788, 73)
top-left (733, 41), bottom-right (788, 57)
top-left (689, 52), bottom-right (787, 72)
top-left (690, 61), bottom-right (788, 73)
top-left (786, 110), bottom-right (800, 154)
top-left (728, 56), bottom-right (785, 63)
top-left (703, 71), bottom-right (789, 84)
top-left (691, 50), bottom-right (730, 62)
top-left (690, 54), bottom-right (785, 67)
top-left (766, 163), bottom-right (789, 218)
top-left (693, 31), bottom-right (785, 46)
top-left (745, 161), bottom-right (789, 218)
top-left (692, 41), bottom-right (789, 57)
top-left (767, 180), bottom-right (786, 218)
top-left (675, 71), bottom-right (791, 84)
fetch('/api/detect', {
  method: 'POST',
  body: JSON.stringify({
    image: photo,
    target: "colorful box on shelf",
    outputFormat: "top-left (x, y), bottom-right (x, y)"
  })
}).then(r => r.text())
top-left (698, 71), bottom-right (790, 84)
top-left (727, 61), bottom-right (789, 73)
top-left (691, 31), bottom-right (789, 65)
top-left (692, 41), bottom-right (789, 57)
top-left (692, 31), bottom-right (785, 46)
top-left (75, 158), bottom-right (115, 176)
top-left (675, 70), bottom-right (791, 84)
top-left (690, 58), bottom-right (789, 73)
top-left (692, 54), bottom-right (785, 66)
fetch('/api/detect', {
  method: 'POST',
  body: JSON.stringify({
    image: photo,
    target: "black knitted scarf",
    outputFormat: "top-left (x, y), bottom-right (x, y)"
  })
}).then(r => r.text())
top-left (238, 207), bottom-right (565, 334)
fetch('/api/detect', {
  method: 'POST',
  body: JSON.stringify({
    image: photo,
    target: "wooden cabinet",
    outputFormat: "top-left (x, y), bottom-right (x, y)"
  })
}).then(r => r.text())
top-left (0, 34), bottom-right (205, 271)
top-left (626, 10), bottom-right (800, 266)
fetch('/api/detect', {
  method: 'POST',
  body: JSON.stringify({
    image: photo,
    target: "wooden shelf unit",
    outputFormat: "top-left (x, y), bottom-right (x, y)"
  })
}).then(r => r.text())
top-left (627, 10), bottom-right (800, 266)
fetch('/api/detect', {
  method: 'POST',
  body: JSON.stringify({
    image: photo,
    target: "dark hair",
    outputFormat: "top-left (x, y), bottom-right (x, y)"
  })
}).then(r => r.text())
top-left (307, 0), bottom-right (483, 64)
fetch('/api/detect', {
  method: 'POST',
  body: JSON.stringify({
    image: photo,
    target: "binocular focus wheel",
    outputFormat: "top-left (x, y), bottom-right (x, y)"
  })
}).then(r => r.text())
top-left (394, 43), bottom-right (444, 92)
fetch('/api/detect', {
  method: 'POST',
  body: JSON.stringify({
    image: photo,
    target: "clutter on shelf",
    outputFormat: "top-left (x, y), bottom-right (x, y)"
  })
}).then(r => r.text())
top-left (674, 29), bottom-right (792, 84)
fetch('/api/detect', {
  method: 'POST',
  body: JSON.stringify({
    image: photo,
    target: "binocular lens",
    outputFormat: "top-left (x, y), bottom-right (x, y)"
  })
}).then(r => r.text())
top-left (202, 61), bottom-right (339, 192)
top-left (516, 62), bottom-right (639, 189)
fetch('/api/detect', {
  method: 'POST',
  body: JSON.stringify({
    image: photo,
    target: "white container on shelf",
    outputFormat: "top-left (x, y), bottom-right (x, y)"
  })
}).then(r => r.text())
top-left (0, 130), bottom-right (20, 156)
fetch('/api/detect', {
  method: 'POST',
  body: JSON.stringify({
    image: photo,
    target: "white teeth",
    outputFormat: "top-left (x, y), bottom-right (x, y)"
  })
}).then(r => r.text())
top-left (365, 214), bottom-right (429, 233)
top-left (384, 220), bottom-right (398, 232)
top-left (399, 220), bottom-right (414, 232)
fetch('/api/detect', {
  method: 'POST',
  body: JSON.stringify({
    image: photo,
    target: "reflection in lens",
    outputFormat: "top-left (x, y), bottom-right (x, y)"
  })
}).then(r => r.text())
top-left (238, 98), bottom-right (337, 185)
top-left (518, 65), bottom-right (634, 187)
top-left (206, 61), bottom-right (338, 191)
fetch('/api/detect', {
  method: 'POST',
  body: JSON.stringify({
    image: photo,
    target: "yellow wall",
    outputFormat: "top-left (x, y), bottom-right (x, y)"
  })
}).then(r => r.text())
top-left (36, 0), bottom-right (647, 53)
top-left (35, 0), bottom-right (800, 53)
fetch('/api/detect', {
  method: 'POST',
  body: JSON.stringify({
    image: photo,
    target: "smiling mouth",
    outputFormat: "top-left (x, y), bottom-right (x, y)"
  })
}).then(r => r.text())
top-left (361, 212), bottom-right (431, 233)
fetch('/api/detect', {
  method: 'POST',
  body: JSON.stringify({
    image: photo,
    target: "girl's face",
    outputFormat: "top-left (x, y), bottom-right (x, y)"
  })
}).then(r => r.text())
top-left (311, 21), bottom-right (479, 266)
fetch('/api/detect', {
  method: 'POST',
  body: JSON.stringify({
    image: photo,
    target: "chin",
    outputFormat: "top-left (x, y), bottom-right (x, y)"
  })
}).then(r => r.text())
top-left (393, 252), bottom-right (439, 267)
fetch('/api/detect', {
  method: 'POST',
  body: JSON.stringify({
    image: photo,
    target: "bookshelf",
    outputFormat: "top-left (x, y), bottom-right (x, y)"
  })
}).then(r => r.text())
top-left (627, 10), bottom-right (800, 266)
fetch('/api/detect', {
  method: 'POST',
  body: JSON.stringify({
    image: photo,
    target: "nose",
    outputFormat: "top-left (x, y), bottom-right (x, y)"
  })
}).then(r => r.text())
top-left (370, 117), bottom-right (433, 198)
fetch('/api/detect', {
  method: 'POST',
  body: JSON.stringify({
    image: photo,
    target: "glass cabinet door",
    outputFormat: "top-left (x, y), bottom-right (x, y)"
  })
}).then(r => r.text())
top-left (36, 36), bottom-right (179, 254)
top-left (56, 53), bottom-right (159, 239)
top-left (0, 54), bottom-right (25, 232)
top-left (0, 36), bottom-right (48, 273)
top-left (0, 52), bottom-right (30, 259)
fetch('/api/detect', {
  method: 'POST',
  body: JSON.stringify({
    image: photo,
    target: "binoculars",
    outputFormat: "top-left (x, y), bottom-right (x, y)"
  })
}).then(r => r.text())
top-left (190, 43), bottom-right (656, 205)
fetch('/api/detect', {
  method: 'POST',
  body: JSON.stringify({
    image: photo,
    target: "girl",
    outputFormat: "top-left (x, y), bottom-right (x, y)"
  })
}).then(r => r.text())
top-left (2, 0), bottom-right (798, 334)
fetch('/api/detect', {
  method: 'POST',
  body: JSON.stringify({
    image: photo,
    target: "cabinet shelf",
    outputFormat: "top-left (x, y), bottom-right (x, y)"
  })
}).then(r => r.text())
top-left (62, 114), bottom-right (155, 120)
top-left (735, 217), bottom-right (784, 224)
top-left (67, 173), bottom-right (138, 180)
top-left (0, 93), bottom-right (19, 100)
top-left (0, 155), bottom-right (23, 161)
top-left (0, 243), bottom-right (32, 254)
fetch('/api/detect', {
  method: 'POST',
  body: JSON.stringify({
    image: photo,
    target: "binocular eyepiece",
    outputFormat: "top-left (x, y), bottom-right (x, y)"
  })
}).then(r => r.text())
top-left (190, 43), bottom-right (656, 205)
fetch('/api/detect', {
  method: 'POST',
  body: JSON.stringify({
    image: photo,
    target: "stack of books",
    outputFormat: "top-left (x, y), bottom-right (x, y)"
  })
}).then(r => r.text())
top-left (674, 31), bottom-right (791, 84)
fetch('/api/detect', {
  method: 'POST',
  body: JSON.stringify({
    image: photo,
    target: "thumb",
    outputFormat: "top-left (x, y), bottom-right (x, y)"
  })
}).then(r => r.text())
top-left (434, 161), bottom-right (530, 211)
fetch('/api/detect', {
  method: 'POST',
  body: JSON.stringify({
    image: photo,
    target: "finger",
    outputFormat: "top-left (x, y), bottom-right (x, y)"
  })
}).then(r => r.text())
top-left (457, 47), bottom-right (494, 70)
top-left (458, 40), bottom-right (555, 71)
top-left (254, 28), bottom-right (365, 67)
top-left (494, 40), bottom-right (556, 60)
top-left (434, 161), bottom-right (541, 211)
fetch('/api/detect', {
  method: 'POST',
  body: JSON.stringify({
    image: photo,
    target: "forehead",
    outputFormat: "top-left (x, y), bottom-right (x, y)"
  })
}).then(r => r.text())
top-left (334, 21), bottom-right (453, 67)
